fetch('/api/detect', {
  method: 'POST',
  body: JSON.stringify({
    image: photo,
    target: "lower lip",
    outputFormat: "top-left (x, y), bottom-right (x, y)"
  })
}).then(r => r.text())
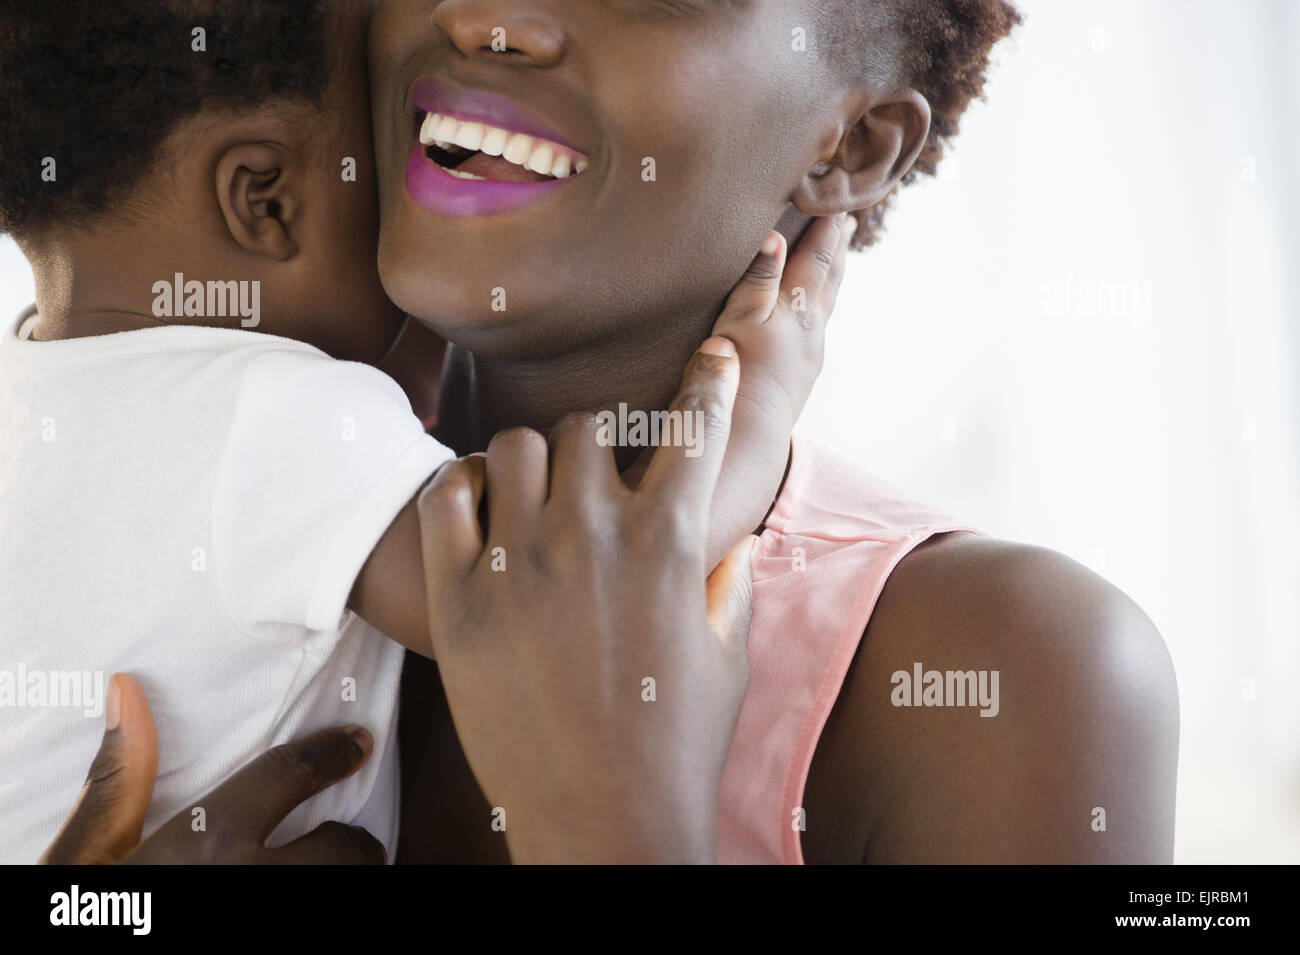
top-left (405, 144), bottom-right (572, 218)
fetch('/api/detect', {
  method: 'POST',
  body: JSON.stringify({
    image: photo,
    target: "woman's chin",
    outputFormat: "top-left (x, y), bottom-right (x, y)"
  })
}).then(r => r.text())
top-left (382, 284), bottom-right (552, 358)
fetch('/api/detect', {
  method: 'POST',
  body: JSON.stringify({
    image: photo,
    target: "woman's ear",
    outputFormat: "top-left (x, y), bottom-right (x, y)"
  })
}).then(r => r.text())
top-left (792, 88), bottom-right (931, 218)
top-left (215, 143), bottom-right (300, 262)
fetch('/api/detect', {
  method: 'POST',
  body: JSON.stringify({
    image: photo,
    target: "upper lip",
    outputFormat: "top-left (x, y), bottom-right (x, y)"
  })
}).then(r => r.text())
top-left (410, 75), bottom-right (588, 156)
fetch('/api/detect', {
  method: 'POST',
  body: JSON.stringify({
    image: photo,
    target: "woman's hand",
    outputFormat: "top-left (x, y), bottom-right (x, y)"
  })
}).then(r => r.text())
top-left (418, 340), bottom-right (754, 864)
top-left (41, 674), bottom-right (385, 865)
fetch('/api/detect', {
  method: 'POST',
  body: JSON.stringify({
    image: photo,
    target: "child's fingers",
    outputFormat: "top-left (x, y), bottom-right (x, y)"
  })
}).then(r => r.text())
top-left (200, 726), bottom-right (375, 844)
top-left (39, 674), bottom-right (159, 864)
top-left (549, 412), bottom-right (623, 511)
top-left (712, 231), bottom-right (788, 333)
top-left (417, 457), bottom-right (487, 610)
top-left (486, 428), bottom-right (549, 531)
top-left (823, 215), bottom-right (856, 314)
top-left (638, 338), bottom-right (740, 527)
top-left (781, 212), bottom-right (849, 320)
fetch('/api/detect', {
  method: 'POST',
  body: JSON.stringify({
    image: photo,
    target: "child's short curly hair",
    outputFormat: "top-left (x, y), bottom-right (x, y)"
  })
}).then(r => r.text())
top-left (830, 0), bottom-right (1022, 249)
top-left (0, 0), bottom-right (335, 237)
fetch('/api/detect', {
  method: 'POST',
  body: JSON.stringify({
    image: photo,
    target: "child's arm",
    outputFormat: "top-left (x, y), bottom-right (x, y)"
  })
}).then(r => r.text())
top-left (350, 214), bottom-right (853, 657)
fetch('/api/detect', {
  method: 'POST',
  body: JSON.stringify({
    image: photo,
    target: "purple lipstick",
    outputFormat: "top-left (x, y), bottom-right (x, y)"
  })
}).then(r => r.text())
top-left (406, 77), bottom-right (591, 218)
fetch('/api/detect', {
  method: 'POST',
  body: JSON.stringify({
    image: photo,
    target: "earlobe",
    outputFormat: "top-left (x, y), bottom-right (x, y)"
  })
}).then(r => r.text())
top-left (792, 88), bottom-right (932, 218)
top-left (215, 143), bottom-right (299, 262)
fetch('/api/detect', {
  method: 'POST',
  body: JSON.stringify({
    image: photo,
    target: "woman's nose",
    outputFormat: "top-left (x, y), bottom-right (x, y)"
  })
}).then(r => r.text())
top-left (432, 0), bottom-right (567, 68)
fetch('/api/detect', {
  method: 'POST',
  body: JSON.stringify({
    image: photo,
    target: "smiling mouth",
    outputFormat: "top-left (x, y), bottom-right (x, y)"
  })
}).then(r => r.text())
top-left (417, 111), bottom-right (591, 184)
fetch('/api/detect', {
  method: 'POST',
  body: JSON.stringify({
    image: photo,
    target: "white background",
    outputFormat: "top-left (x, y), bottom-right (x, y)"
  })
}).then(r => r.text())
top-left (798, 0), bottom-right (1300, 863)
top-left (2, 0), bottom-right (1296, 862)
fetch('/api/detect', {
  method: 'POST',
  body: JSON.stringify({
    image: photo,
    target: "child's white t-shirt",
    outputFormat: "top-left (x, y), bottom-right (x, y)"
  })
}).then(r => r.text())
top-left (0, 308), bottom-right (454, 862)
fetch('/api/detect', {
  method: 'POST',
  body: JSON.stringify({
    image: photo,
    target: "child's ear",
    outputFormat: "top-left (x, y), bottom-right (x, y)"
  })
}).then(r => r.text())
top-left (215, 143), bottom-right (300, 262)
top-left (792, 89), bottom-right (931, 217)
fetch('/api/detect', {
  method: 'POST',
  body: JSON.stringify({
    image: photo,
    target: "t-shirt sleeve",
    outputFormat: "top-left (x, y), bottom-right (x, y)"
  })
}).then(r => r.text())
top-left (213, 349), bottom-right (454, 637)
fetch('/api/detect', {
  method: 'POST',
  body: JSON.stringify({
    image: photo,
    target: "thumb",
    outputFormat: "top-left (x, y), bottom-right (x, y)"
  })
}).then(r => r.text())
top-left (40, 674), bottom-right (159, 864)
top-left (712, 232), bottom-right (788, 337)
top-left (706, 535), bottom-right (760, 653)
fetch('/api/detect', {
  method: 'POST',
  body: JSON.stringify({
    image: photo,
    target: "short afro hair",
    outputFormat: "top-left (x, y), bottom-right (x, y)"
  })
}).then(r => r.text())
top-left (0, 0), bottom-right (336, 237)
top-left (825, 0), bottom-right (1022, 249)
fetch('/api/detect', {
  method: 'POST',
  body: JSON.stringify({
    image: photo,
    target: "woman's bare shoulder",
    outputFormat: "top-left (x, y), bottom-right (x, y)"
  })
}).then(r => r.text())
top-left (803, 532), bottom-right (1180, 864)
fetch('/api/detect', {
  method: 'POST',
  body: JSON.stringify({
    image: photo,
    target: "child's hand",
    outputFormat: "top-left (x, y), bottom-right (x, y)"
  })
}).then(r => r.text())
top-left (417, 340), bottom-right (755, 864)
top-left (718, 214), bottom-right (853, 438)
top-left (702, 213), bottom-right (856, 568)
top-left (41, 675), bottom-right (384, 865)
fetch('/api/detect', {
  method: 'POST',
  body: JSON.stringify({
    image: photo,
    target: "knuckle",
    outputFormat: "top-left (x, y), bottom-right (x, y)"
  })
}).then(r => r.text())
top-left (315, 727), bottom-right (365, 770)
top-left (556, 410), bottom-right (599, 438)
top-left (418, 479), bottom-right (467, 518)
top-left (809, 245), bottom-right (837, 273)
top-left (84, 746), bottom-right (127, 789)
top-left (264, 741), bottom-right (326, 790)
top-left (489, 426), bottom-right (546, 458)
top-left (717, 301), bottom-right (775, 333)
top-left (675, 390), bottom-right (731, 435)
top-left (685, 350), bottom-right (732, 381)
top-left (733, 303), bottom-right (775, 326)
top-left (523, 540), bottom-right (552, 574)
top-left (827, 261), bottom-right (848, 291)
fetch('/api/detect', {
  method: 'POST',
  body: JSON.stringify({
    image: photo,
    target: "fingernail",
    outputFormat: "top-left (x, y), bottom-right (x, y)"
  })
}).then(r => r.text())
top-left (845, 215), bottom-right (859, 235)
top-left (105, 676), bottom-right (121, 731)
top-left (749, 535), bottom-right (762, 559)
top-left (760, 232), bottom-right (781, 256)
top-left (342, 724), bottom-right (373, 753)
top-left (699, 336), bottom-right (736, 358)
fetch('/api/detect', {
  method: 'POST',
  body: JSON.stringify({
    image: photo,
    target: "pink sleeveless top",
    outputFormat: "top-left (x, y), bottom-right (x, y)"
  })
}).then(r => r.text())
top-left (716, 437), bottom-right (980, 864)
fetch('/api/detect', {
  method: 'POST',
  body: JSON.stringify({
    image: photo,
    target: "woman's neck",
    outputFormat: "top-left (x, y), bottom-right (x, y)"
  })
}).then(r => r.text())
top-left (432, 307), bottom-right (717, 459)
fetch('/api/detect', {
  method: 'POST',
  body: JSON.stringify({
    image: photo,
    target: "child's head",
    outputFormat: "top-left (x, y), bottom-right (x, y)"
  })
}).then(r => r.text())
top-left (369, 0), bottom-right (1018, 358)
top-left (0, 0), bottom-right (402, 360)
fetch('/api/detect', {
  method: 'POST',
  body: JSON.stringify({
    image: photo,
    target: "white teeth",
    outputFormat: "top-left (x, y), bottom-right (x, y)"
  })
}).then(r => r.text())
top-left (420, 112), bottom-right (589, 179)
top-left (445, 168), bottom-right (487, 181)
top-left (434, 116), bottom-right (460, 148)
top-left (480, 126), bottom-right (508, 157)
top-left (503, 133), bottom-right (534, 166)
top-left (527, 144), bottom-right (554, 176)
top-left (452, 122), bottom-right (486, 152)
top-left (419, 113), bottom-right (442, 145)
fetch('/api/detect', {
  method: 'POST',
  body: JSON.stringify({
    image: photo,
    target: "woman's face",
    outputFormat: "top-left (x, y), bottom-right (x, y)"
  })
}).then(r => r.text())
top-left (369, 0), bottom-right (840, 360)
